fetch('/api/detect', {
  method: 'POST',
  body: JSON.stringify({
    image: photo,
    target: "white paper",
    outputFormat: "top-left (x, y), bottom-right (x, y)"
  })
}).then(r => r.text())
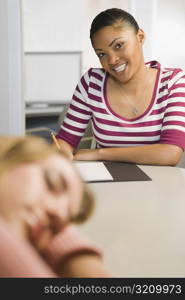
top-left (74, 162), bottom-right (113, 182)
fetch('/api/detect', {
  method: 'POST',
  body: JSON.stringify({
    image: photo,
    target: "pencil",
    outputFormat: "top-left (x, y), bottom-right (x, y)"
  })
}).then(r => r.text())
top-left (50, 131), bottom-right (61, 150)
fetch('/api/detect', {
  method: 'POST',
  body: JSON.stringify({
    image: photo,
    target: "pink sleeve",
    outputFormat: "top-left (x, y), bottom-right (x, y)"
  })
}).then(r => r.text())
top-left (43, 225), bottom-right (103, 272)
top-left (0, 218), bottom-right (56, 278)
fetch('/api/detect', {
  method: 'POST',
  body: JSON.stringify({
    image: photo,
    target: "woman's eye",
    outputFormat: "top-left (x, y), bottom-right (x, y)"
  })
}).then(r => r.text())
top-left (97, 52), bottom-right (105, 59)
top-left (115, 43), bottom-right (123, 49)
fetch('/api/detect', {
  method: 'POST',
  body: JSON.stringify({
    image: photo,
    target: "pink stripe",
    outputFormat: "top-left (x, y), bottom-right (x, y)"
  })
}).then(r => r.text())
top-left (70, 104), bottom-right (91, 115)
top-left (63, 122), bottom-right (85, 133)
top-left (160, 129), bottom-right (185, 149)
top-left (167, 102), bottom-right (185, 108)
top-left (164, 111), bottom-right (185, 117)
top-left (88, 92), bottom-right (102, 102)
top-left (89, 82), bottom-right (101, 91)
top-left (88, 104), bottom-right (108, 114)
top-left (159, 84), bottom-right (168, 93)
top-left (94, 134), bottom-right (157, 145)
top-left (94, 116), bottom-right (163, 128)
top-left (157, 94), bottom-right (169, 103)
top-left (81, 76), bottom-right (88, 92)
top-left (56, 129), bottom-right (80, 148)
top-left (163, 120), bottom-right (185, 127)
top-left (66, 113), bottom-right (89, 124)
top-left (168, 92), bottom-right (185, 99)
top-left (72, 95), bottom-right (90, 108)
top-left (151, 107), bottom-right (166, 115)
top-left (170, 83), bottom-right (185, 91)
top-left (92, 119), bottom-right (161, 137)
top-left (161, 75), bottom-right (171, 83)
top-left (91, 70), bottom-right (104, 81)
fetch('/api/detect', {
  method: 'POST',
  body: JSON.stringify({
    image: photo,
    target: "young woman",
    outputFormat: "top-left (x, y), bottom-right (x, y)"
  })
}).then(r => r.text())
top-left (56, 8), bottom-right (185, 166)
top-left (0, 135), bottom-right (110, 277)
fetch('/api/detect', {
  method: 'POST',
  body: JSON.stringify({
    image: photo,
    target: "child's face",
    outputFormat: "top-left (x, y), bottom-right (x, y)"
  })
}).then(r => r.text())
top-left (0, 153), bottom-right (84, 248)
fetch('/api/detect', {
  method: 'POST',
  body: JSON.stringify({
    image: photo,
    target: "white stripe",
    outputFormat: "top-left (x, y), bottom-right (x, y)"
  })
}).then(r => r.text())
top-left (168, 71), bottom-right (185, 88)
top-left (93, 118), bottom-right (162, 132)
top-left (92, 125), bottom-right (160, 141)
top-left (162, 125), bottom-right (185, 132)
top-left (68, 108), bottom-right (91, 120)
top-left (71, 96), bottom-right (91, 112)
top-left (64, 117), bottom-right (88, 129)
top-left (61, 126), bottom-right (83, 136)
top-left (164, 116), bottom-right (185, 122)
top-left (170, 87), bottom-right (185, 93)
top-left (165, 106), bottom-right (185, 113)
top-left (89, 87), bottom-right (102, 97)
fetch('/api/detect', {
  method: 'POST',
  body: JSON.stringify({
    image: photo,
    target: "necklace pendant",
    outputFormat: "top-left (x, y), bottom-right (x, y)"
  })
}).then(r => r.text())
top-left (133, 108), bottom-right (139, 115)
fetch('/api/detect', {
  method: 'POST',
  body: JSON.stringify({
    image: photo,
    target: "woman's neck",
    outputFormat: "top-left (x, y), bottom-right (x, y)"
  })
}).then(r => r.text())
top-left (112, 63), bottom-right (151, 96)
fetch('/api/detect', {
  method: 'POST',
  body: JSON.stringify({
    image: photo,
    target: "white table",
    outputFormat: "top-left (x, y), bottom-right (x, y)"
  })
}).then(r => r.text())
top-left (77, 165), bottom-right (185, 277)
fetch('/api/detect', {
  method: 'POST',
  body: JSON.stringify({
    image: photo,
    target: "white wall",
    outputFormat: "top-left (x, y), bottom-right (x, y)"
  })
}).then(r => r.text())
top-left (0, 0), bottom-right (24, 135)
top-left (22, 0), bottom-right (185, 103)
top-left (152, 0), bottom-right (185, 69)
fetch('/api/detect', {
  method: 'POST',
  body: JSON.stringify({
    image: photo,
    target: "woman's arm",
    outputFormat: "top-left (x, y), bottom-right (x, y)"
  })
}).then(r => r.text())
top-left (57, 139), bottom-right (74, 160)
top-left (74, 143), bottom-right (183, 166)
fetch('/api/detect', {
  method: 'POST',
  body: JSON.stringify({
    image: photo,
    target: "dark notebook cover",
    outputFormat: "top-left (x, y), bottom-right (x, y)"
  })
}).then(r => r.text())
top-left (89, 161), bottom-right (151, 183)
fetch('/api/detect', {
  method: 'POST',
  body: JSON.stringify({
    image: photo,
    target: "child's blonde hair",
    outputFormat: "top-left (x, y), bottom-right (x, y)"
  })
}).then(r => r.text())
top-left (0, 135), bottom-right (94, 224)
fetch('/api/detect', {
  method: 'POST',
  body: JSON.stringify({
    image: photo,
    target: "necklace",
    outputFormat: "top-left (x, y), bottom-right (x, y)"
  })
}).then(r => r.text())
top-left (113, 68), bottom-right (153, 117)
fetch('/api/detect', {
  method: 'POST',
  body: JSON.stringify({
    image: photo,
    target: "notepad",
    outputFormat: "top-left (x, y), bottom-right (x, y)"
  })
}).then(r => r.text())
top-left (75, 162), bottom-right (113, 182)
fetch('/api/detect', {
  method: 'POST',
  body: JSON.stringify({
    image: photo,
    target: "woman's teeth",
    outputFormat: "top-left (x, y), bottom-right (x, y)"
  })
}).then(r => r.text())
top-left (114, 63), bottom-right (127, 73)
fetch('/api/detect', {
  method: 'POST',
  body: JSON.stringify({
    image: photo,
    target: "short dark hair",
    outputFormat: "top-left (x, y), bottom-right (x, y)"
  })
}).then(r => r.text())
top-left (90, 8), bottom-right (139, 40)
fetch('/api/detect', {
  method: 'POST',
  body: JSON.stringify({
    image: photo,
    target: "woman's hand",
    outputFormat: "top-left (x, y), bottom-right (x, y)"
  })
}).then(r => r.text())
top-left (74, 149), bottom-right (100, 161)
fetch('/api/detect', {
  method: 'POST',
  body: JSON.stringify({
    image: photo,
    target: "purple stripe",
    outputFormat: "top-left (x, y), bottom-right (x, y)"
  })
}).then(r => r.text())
top-left (167, 102), bottom-right (185, 108)
top-left (161, 75), bottom-right (171, 83)
top-left (157, 94), bottom-right (169, 103)
top-left (88, 92), bottom-right (102, 102)
top-left (159, 84), bottom-right (168, 93)
top-left (168, 92), bottom-right (185, 99)
top-left (94, 116), bottom-right (162, 128)
top-left (63, 122), bottom-right (85, 133)
top-left (88, 104), bottom-right (108, 114)
top-left (81, 76), bottom-right (88, 92)
top-left (89, 82), bottom-right (101, 91)
top-left (56, 129), bottom-right (80, 148)
top-left (66, 112), bottom-right (89, 124)
top-left (70, 104), bottom-right (91, 115)
top-left (94, 134), bottom-right (157, 145)
top-left (164, 111), bottom-right (185, 117)
top-left (91, 70), bottom-right (103, 81)
top-left (160, 129), bottom-right (185, 149)
top-left (92, 119), bottom-right (161, 137)
top-left (72, 95), bottom-right (89, 108)
top-left (163, 120), bottom-right (185, 127)
top-left (170, 83), bottom-right (185, 91)
top-left (151, 107), bottom-right (166, 115)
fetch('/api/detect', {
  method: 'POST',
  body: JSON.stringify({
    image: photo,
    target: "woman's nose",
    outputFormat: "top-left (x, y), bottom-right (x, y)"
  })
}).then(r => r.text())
top-left (108, 53), bottom-right (119, 65)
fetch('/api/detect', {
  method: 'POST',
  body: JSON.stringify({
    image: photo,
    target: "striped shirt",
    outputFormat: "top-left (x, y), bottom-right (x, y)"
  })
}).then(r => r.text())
top-left (56, 61), bottom-right (185, 150)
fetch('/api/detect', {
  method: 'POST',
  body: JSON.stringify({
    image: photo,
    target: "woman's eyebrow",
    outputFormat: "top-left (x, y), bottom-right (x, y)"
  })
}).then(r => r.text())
top-left (95, 37), bottom-right (123, 51)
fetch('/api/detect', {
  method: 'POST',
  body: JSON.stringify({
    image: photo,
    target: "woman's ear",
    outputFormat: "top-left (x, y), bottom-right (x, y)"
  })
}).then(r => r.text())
top-left (137, 29), bottom-right (145, 44)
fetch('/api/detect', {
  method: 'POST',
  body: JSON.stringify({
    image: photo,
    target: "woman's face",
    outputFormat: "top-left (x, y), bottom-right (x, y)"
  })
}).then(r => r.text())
top-left (0, 154), bottom-right (84, 248)
top-left (92, 24), bottom-right (145, 83)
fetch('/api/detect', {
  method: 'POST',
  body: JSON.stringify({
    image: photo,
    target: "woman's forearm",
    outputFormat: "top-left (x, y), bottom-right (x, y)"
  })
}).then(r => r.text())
top-left (75, 144), bottom-right (183, 166)
top-left (98, 143), bottom-right (183, 166)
